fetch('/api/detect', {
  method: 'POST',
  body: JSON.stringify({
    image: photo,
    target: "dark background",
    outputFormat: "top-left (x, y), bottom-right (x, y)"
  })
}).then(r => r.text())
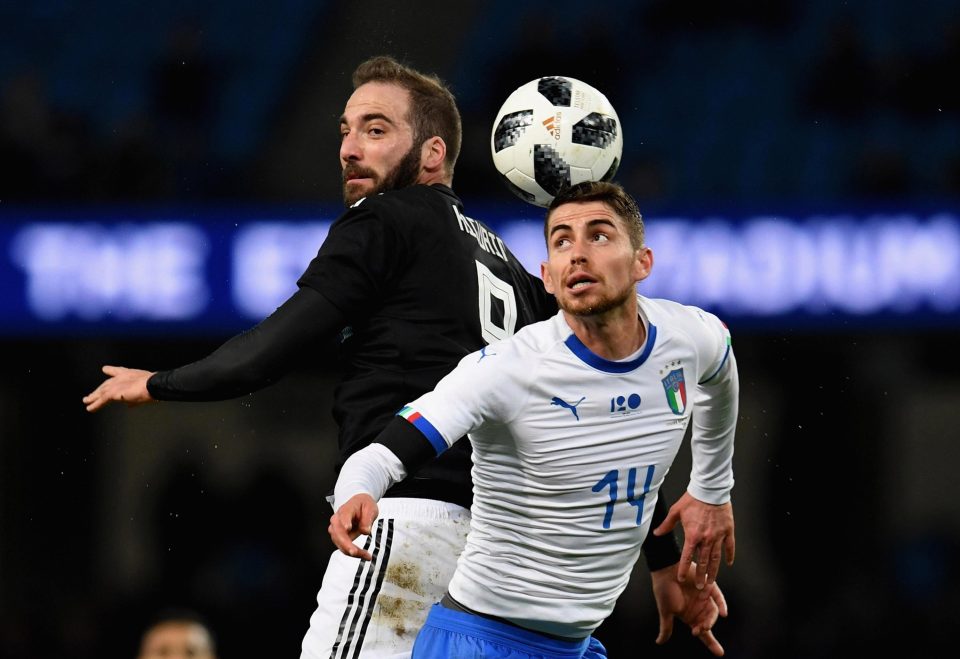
top-left (2, 1), bottom-right (959, 657)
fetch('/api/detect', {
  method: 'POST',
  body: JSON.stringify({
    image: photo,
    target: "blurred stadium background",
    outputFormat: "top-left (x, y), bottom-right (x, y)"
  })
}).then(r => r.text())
top-left (1, 1), bottom-right (958, 657)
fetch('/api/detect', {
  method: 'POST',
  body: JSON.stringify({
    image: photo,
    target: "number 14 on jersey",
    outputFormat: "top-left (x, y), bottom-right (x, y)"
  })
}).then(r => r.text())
top-left (592, 465), bottom-right (655, 529)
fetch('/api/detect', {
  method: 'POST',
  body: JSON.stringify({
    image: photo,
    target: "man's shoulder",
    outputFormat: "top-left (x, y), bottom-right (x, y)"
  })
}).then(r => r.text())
top-left (641, 295), bottom-right (711, 323)
top-left (358, 184), bottom-right (457, 211)
top-left (497, 312), bottom-right (566, 358)
top-left (341, 185), bottom-right (458, 231)
top-left (640, 295), bottom-right (729, 346)
top-left (461, 317), bottom-right (564, 389)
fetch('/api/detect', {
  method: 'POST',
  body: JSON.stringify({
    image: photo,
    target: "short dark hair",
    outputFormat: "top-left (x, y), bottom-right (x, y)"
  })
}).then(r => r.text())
top-left (545, 180), bottom-right (645, 249)
top-left (352, 55), bottom-right (462, 177)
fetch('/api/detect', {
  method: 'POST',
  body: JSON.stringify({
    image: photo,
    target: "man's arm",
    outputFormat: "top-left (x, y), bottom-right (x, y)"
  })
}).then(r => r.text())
top-left (83, 287), bottom-right (346, 411)
top-left (330, 418), bottom-right (439, 559)
top-left (645, 490), bottom-right (731, 656)
top-left (654, 343), bottom-right (739, 589)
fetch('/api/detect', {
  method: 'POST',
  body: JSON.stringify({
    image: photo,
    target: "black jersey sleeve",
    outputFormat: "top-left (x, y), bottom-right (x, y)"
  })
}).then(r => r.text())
top-left (641, 496), bottom-right (682, 570)
top-left (297, 200), bottom-right (406, 319)
top-left (147, 286), bottom-right (346, 401)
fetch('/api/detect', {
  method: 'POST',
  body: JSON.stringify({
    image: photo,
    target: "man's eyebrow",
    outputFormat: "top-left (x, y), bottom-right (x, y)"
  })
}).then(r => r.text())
top-left (548, 217), bottom-right (617, 237)
top-left (339, 112), bottom-right (396, 126)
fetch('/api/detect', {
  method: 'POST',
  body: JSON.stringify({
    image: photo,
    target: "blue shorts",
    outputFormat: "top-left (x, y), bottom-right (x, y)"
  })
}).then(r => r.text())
top-left (411, 604), bottom-right (608, 659)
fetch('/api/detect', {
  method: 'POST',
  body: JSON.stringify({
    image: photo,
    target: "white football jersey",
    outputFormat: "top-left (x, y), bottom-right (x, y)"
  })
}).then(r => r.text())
top-left (341, 294), bottom-right (738, 639)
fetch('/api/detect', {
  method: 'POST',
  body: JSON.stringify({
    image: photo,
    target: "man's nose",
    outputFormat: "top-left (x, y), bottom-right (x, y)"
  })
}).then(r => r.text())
top-left (340, 131), bottom-right (361, 162)
top-left (569, 244), bottom-right (588, 264)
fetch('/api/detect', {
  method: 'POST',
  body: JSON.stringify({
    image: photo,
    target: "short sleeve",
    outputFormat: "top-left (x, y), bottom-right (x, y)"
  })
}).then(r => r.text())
top-left (297, 200), bottom-right (405, 315)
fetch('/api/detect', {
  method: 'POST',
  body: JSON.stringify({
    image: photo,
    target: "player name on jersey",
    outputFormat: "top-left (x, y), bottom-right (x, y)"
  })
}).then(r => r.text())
top-left (453, 206), bottom-right (508, 262)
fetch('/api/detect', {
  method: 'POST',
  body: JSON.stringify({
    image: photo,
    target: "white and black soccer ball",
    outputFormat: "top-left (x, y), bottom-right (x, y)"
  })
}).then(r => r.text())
top-left (490, 76), bottom-right (623, 207)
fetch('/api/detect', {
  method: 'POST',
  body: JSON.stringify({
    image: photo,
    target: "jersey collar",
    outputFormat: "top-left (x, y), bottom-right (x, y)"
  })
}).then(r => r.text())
top-left (430, 183), bottom-right (460, 205)
top-left (563, 322), bottom-right (658, 373)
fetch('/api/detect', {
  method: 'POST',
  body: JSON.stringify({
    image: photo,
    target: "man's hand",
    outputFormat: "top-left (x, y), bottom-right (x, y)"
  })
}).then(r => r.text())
top-left (328, 493), bottom-right (380, 561)
top-left (652, 491), bottom-right (735, 589)
top-left (651, 561), bottom-right (728, 656)
top-left (82, 366), bottom-right (156, 412)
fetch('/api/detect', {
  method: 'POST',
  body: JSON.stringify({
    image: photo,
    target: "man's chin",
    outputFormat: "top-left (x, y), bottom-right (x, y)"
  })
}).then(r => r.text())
top-left (343, 181), bottom-right (377, 206)
top-left (559, 298), bottom-right (599, 317)
top-left (559, 293), bottom-right (624, 318)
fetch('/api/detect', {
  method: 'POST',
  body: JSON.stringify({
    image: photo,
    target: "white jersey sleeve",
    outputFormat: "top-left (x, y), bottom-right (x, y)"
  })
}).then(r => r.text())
top-left (677, 304), bottom-right (738, 504)
top-left (333, 443), bottom-right (408, 511)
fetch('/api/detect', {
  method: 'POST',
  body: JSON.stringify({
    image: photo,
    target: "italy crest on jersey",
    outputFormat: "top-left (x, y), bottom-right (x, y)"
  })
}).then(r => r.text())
top-left (661, 368), bottom-right (687, 415)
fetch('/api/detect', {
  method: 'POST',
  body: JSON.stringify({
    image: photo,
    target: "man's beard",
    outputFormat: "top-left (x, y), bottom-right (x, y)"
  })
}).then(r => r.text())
top-left (342, 142), bottom-right (423, 206)
top-left (559, 282), bottom-right (635, 318)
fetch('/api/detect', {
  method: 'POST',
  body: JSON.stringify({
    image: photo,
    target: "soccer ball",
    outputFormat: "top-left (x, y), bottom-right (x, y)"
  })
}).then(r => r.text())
top-left (490, 76), bottom-right (623, 207)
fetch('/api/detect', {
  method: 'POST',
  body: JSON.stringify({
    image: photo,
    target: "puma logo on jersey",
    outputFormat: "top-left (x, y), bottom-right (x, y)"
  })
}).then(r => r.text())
top-left (477, 346), bottom-right (497, 362)
top-left (551, 396), bottom-right (586, 420)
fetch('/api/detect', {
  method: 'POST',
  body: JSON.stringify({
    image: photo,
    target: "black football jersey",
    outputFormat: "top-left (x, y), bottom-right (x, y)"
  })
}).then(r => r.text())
top-left (298, 184), bottom-right (556, 507)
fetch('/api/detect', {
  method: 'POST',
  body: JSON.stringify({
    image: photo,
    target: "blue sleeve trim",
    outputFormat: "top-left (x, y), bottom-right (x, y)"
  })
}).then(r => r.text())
top-left (404, 414), bottom-right (448, 457)
top-left (700, 343), bottom-right (731, 384)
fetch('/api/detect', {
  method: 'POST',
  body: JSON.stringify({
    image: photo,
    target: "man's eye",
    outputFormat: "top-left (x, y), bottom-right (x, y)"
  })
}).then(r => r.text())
top-left (593, 233), bottom-right (609, 242)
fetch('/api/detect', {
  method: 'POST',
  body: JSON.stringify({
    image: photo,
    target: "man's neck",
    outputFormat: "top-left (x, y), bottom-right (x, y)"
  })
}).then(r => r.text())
top-left (417, 171), bottom-right (451, 188)
top-left (563, 302), bottom-right (646, 361)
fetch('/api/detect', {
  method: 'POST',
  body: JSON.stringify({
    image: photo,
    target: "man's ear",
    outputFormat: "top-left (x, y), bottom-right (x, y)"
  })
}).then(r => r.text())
top-left (420, 136), bottom-right (446, 174)
top-left (634, 247), bottom-right (654, 283)
top-left (541, 261), bottom-right (556, 294)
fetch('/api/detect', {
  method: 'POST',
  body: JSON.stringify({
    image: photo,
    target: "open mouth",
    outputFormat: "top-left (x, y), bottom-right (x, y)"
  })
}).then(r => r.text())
top-left (567, 274), bottom-right (597, 290)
